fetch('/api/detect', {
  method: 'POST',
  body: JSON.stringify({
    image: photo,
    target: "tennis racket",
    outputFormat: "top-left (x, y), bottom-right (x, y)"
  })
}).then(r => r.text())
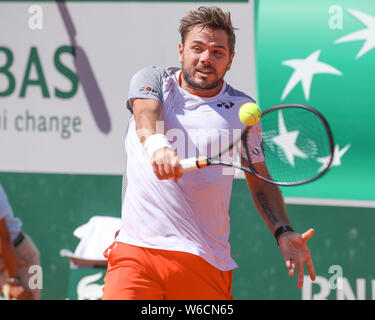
top-left (180, 104), bottom-right (335, 186)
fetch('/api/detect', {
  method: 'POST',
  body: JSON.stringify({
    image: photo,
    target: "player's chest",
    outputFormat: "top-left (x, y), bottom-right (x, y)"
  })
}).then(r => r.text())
top-left (163, 101), bottom-right (240, 133)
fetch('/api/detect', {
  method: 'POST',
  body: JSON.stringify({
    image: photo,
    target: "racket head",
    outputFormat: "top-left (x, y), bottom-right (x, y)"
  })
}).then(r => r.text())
top-left (242, 104), bottom-right (335, 186)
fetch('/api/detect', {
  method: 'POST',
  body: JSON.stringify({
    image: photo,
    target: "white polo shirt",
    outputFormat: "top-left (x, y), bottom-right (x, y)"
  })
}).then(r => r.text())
top-left (116, 66), bottom-right (264, 271)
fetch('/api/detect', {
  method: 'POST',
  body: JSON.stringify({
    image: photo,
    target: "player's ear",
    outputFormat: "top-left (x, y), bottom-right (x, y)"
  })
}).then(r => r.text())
top-left (178, 43), bottom-right (184, 63)
top-left (226, 52), bottom-right (235, 71)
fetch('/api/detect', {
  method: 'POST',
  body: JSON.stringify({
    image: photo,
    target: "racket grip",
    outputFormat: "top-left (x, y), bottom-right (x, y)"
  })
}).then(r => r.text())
top-left (180, 157), bottom-right (208, 172)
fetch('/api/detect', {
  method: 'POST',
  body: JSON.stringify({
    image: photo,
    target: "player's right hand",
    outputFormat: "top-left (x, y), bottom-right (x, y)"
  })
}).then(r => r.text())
top-left (151, 147), bottom-right (183, 182)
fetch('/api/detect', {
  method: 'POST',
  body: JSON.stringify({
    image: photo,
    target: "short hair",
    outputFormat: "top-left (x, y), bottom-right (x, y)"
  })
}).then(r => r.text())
top-left (179, 6), bottom-right (237, 54)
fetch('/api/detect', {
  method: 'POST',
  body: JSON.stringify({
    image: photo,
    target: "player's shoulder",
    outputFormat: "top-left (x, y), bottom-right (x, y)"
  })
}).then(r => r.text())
top-left (0, 184), bottom-right (6, 199)
top-left (223, 83), bottom-right (256, 103)
top-left (0, 184), bottom-right (9, 215)
top-left (132, 65), bottom-right (180, 81)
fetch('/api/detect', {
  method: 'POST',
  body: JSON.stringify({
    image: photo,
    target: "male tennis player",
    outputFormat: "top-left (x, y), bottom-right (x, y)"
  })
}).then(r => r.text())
top-left (102, 6), bottom-right (315, 300)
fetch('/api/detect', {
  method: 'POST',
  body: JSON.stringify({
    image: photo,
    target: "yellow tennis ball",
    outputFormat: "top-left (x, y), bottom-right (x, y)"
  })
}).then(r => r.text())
top-left (239, 102), bottom-right (261, 126)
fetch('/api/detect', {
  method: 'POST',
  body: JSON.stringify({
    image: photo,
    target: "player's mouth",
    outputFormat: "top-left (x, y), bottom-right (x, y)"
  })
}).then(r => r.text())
top-left (196, 67), bottom-right (215, 76)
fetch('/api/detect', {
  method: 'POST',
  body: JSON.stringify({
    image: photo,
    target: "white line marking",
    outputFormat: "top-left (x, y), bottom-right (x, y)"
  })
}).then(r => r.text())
top-left (284, 197), bottom-right (375, 208)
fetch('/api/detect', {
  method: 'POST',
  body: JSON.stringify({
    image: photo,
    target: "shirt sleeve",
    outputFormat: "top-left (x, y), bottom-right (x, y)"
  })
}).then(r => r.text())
top-left (0, 185), bottom-right (11, 221)
top-left (126, 66), bottom-right (165, 113)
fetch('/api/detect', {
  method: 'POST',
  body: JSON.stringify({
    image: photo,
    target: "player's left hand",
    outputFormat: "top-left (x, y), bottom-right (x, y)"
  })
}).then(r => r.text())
top-left (151, 147), bottom-right (183, 182)
top-left (278, 228), bottom-right (316, 288)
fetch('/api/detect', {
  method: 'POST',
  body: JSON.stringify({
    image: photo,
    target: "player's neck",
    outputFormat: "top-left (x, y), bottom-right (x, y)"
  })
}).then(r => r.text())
top-left (179, 71), bottom-right (223, 98)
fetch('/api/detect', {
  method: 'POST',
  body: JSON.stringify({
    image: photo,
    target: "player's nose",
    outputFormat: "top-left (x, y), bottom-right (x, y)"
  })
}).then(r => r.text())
top-left (199, 49), bottom-right (213, 64)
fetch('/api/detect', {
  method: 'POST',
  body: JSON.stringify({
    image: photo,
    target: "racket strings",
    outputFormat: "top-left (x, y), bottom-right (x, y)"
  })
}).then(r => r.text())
top-left (244, 107), bottom-right (333, 184)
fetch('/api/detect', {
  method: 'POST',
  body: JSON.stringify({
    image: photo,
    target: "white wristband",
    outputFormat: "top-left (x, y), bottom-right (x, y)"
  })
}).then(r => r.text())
top-left (143, 134), bottom-right (173, 159)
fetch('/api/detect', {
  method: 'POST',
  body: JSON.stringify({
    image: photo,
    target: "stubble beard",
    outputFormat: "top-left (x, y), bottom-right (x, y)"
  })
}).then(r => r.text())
top-left (181, 62), bottom-right (226, 91)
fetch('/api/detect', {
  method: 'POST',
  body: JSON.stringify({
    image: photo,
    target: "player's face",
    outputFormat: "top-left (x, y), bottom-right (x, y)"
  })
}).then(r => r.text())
top-left (179, 26), bottom-right (235, 96)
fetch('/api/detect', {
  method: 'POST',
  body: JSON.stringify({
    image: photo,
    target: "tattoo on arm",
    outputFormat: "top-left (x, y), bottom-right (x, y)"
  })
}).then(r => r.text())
top-left (255, 191), bottom-right (279, 225)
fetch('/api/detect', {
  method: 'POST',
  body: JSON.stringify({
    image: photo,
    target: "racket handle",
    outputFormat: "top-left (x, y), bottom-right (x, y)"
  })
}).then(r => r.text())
top-left (180, 156), bottom-right (208, 172)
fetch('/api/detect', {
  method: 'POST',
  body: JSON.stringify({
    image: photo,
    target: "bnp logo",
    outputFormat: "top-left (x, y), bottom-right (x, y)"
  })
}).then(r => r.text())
top-left (281, 8), bottom-right (375, 102)
top-left (0, 1), bottom-right (111, 135)
top-left (275, 7), bottom-right (375, 172)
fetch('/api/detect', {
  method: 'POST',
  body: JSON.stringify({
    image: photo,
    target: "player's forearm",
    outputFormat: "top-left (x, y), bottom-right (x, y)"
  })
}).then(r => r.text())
top-left (243, 165), bottom-right (291, 234)
top-left (0, 218), bottom-right (19, 279)
top-left (132, 98), bottom-right (163, 144)
top-left (248, 180), bottom-right (291, 234)
top-left (242, 160), bottom-right (292, 233)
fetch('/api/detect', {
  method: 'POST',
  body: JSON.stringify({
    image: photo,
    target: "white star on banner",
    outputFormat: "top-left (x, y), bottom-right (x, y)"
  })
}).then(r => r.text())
top-left (272, 111), bottom-right (307, 167)
top-left (317, 144), bottom-right (351, 172)
top-left (334, 9), bottom-right (375, 59)
top-left (281, 50), bottom-right (342, 101)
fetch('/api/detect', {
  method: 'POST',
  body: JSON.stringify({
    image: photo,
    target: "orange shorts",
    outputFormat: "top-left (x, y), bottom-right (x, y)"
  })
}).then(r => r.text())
top-left (102, 242), bottom-right (234, 300)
